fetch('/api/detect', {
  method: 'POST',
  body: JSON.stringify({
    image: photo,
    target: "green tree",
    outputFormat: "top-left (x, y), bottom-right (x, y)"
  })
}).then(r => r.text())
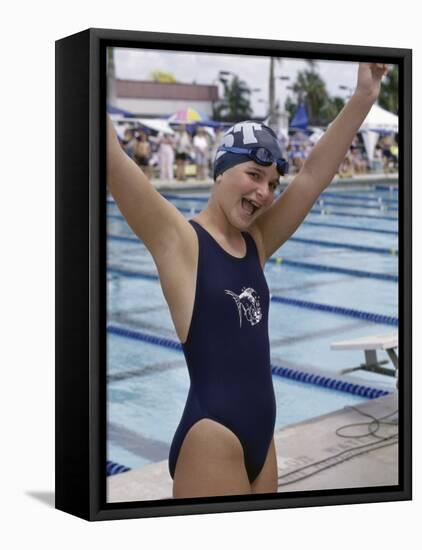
top-left (305, 59), bottom-right (318, 73)
top-left (293, 70), bottom-right (328, 125)
top-left (379, 65), bottom-right (398, 114)
top-left (286, 65), bottom-right (346, 126)
top-left (213, 75), bottom-right (253, 122)
top-left (319, 96), bottom-right (346, 124)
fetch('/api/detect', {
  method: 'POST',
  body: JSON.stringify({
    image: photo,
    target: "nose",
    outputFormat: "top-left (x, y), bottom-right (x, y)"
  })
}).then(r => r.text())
top-left (256, 183), bottom-right (271, 203)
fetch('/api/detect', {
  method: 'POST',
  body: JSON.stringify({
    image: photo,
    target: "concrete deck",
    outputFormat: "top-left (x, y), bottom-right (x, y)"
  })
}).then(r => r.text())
top-left (107, 392), bottom-right (398, 502)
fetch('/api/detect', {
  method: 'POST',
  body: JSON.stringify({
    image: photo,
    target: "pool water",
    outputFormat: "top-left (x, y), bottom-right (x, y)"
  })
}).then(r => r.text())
top-left (106, 185), bottom-right (398, 471)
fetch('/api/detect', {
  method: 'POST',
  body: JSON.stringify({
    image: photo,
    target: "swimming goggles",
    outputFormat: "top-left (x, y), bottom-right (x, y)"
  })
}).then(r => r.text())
top-left (218, 146), bottom-right (289, 176)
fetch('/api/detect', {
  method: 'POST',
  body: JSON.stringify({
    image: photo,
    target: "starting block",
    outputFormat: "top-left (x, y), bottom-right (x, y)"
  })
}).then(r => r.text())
top-left (330, 332), bottom-right (398, 388)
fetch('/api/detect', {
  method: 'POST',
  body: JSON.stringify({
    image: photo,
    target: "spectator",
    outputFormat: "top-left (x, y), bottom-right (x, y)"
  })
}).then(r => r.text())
top-left (277, 128), bottom-right (290, 157)
top-left (350, 145), bottom-right (367, 174)
top-left (158, 132), bottom-right (175, 181)
top-left (133, 131), bottom-right (152, 179)
top-left (121, 127), bottom-right (136, 159)
top-left (211, 127), bottom-right (225, 160)
top-left (193, 127), bottom-right (210, 180)
top-left (389, 141), bottom-right (399, 170)
top-left (338, 150), bottom-right (354, 178)
top-left (174, 125), bottom-right (192, 181)
top-left (380, 136), bottom-right (395, 174)
top-left (290, 144), bottom-right (306, 173)
top-left (369, 144), bottom-right (382, 172)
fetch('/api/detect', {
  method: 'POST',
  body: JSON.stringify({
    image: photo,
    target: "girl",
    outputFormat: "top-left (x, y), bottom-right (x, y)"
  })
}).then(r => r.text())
top-left (107, 63), bottom-right (389, 498)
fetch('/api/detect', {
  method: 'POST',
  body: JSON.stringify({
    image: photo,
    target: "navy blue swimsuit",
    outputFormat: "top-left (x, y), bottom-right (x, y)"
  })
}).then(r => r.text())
top-left (168, 219), bottom-right (276, 484)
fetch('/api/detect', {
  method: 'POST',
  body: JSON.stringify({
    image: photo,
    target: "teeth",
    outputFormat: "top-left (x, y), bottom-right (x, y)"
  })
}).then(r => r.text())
top-left (242, 198), bottom-right (262, 215)
top-left (242, 198), bottom-right (254, 215)
top-left (249, 200), bottom-right (260, 211)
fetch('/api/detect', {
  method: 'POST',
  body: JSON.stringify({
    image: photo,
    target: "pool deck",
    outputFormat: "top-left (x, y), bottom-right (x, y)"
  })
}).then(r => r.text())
top-left (148, 172), bottom-right (398, 192)
top-left (107, 391), bottom-right (398, 503)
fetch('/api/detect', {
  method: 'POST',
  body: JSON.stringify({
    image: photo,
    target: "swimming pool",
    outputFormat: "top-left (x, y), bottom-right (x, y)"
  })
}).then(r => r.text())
top-left (106, 184), bottom-right (399, 471)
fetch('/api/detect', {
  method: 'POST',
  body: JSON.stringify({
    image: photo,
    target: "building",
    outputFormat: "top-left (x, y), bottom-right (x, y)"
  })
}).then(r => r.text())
top-left (114, 79), bottom-right (219, 118)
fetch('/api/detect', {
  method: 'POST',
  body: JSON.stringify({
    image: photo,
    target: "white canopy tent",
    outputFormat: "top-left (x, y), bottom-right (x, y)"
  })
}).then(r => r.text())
top-left (137, 118), bottom-right (175, 135)
top-left (110, 115), bottom-right (175, 136)
top-left (358, 103), bottom-right (398, 163)
top-left (359, 103), bottom-right (398, 132)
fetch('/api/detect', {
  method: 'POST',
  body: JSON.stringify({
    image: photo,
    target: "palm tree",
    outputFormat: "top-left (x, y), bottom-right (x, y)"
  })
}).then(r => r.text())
top-left (307, 60), bottom-right (319, 71)
top-left (301, 72), bottom-right (326, 124)
top-left (213, 75), bottom-right (252, 122)
top-left (319, 96), bottom-right (346, 125)
top-left (292, 69), bottom-right (330, 125)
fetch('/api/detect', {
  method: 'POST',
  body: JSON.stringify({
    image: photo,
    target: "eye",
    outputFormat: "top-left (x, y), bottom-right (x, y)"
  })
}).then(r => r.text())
top-left (248, 172), bottom-right (260, 180)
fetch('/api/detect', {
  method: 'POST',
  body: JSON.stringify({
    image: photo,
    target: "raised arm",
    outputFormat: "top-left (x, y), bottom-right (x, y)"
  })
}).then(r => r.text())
top-left (107, 117), bottom-right (191, 264)
top-left (254, 63), bottom-right (389, 260)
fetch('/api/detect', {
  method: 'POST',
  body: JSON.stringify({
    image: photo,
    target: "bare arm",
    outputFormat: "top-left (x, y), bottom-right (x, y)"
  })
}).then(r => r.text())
top-left (254, 63), bottom-right (389, 259)
top-left (107, 117), bottom-right (191, 264)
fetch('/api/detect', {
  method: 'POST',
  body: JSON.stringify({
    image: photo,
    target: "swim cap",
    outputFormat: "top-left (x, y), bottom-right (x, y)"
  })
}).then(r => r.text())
top-left (213, 121), bottom-right (282, 180)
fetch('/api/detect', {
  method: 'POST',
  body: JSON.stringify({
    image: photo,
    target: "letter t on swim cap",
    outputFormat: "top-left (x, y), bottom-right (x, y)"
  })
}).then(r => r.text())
top-left (232, 122), bottom-right (263, 145)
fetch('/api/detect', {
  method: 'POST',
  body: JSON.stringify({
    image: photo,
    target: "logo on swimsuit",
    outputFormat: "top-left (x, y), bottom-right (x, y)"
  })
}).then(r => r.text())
top-left (224, 287), bottom-right (262, 328)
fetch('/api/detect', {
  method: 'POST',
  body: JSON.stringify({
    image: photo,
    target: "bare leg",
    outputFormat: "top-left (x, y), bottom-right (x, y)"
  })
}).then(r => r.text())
top-left (172, 418), bottom-right (252, 498)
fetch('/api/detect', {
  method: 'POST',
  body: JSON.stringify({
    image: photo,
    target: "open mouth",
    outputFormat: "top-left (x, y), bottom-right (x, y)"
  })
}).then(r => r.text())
top-left (241, 198), bottom-right (259, 216)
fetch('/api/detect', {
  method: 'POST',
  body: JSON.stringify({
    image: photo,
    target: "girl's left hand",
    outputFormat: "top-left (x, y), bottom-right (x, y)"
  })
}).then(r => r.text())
top-left (355, 63), bottom-right (389, 101)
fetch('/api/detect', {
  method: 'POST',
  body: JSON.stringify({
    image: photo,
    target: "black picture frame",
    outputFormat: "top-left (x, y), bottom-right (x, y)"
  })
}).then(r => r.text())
top-left (55, 27), bottom-right (412, 521)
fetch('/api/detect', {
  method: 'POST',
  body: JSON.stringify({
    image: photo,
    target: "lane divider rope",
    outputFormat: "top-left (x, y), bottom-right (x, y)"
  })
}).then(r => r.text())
top-left (107, 238), bottom-right (398, 282)
top-left (107, 197), bottom-right (398, 221)
top-left (106, 270), bottom-right (397, 326)
top-left (374, 184), bottom-right (398, 192)
top-left (269, 295), bottom-right (398, 326)
top-left (159, 192), bottom-right (398, 212)
top-left (321, 190), bottom-right (398, 204)
top-left (108, 211), bottom-right (398, 236)
top-left (107, 231), bottom-right (398, 259)
top-left (107, 325), bottom-right (393, 400)
top-left (106, 460), bottom-right (131, 476)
